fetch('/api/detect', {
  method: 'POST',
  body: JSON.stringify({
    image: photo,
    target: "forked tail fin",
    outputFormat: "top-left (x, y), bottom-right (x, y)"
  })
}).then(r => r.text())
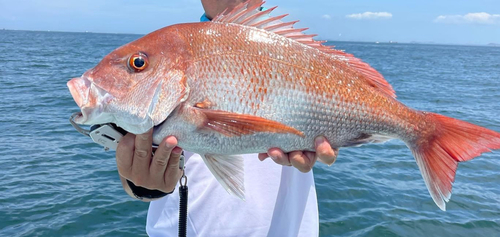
top-left (410, 112), bottom-right (500, 211)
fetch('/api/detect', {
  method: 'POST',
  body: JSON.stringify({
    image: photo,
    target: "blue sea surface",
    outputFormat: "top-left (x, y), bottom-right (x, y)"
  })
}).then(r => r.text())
top-left (0, 30), bottom-right (499, 236)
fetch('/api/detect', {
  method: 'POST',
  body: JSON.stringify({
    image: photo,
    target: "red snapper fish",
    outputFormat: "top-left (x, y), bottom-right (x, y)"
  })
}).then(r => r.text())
top-left (67, 1), bottom-right (500, 210)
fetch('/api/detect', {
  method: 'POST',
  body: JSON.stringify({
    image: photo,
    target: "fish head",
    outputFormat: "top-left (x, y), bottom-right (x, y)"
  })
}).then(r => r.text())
top-left (67, 27), bottom-right (190, 134)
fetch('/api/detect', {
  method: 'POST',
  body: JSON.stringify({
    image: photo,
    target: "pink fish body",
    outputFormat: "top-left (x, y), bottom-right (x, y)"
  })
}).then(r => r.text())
top-left (67, 1), bottom-right (500, 210)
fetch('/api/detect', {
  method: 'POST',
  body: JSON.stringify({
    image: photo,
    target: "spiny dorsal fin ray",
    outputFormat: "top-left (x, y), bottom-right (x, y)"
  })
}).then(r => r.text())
top-left (212, 0), bottom-right (396, 98)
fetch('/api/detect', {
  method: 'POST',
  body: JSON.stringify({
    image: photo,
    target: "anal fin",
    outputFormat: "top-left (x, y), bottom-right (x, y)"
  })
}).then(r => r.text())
top-left (203, 154), bottom-right (245, 200)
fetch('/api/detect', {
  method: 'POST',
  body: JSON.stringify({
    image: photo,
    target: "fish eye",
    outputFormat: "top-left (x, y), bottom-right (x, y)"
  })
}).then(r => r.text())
top-left (128, 53), bottom-right (148, 72)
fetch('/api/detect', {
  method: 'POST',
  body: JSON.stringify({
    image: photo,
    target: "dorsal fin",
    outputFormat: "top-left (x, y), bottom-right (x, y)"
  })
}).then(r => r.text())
top-left (213, 0), bottom-right (396, 98)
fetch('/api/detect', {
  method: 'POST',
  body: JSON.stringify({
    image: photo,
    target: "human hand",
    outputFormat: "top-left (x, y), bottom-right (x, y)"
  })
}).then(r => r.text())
top-left (258, 136), bottom-right (338, 173)
top-left (116, 129), bottom-right (183, 195)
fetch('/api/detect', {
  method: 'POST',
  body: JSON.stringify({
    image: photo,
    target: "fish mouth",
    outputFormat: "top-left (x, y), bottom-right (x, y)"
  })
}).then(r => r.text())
top-left (67, 75), bottom-right (161, 134)
top-left (69, 111), bottom-right (90, 136)
top-left (67, 77), bottom-right (95, 124)
top-left (70, 110), bottom-right (90, 125)
top-left (67, 77), bottom-right (90, 108)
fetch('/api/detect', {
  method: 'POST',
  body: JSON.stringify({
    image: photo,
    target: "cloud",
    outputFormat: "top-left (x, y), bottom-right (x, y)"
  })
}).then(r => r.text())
top-left (434, 12), bottom-right (500, 24)
top-left (346, 12), bottom-right (392, 20)
top-left (321, 14), bottom-right (331, 20)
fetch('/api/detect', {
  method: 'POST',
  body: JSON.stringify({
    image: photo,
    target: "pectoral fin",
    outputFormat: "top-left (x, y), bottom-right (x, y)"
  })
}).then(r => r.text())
top-left (203, 154), bottom-right (245, 200)
top-left (198, 109), bottom-right (304, 137)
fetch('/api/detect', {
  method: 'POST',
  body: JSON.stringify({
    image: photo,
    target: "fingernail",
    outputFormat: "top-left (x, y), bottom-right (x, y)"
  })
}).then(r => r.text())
top-left (165, 142), bottom-right (175, 149)
top-left (172, 147), bottom-right (182, 154)
top-left (315, 136), bottom-right (325, 147)
top-left (270, 155), bottom-right (278, 161)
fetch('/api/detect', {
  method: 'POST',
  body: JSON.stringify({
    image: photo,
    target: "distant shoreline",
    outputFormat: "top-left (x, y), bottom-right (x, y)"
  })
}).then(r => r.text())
top-left (2, 29), bottom-right (498, 48)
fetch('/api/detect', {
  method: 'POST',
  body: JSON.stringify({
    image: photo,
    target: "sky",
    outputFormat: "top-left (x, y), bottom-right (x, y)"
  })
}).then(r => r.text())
top-left (1, 0), bottom-right (499, 45)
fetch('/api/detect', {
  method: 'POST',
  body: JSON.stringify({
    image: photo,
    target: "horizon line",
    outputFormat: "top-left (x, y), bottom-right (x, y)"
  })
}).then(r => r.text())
top-left (2, 28), bottom-right (499, 48)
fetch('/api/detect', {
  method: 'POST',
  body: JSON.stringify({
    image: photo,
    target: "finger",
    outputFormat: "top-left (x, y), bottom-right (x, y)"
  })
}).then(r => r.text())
top-left (116, 133), bottom-right (135, 179)
top-left (163, 146), bottom-right (183, 193)
top-left (149, 136), bottom-right (177, 186)
top-left (258, 153), bottom-right (268, 161)
top-left (267, 148), bottom-right (291, 166)
top-left (315, 136), bottom-right (338, 165)
top-left (131, 129), bottom-right (153, 186)
top-left (289, 151), bottom-right (317, 172)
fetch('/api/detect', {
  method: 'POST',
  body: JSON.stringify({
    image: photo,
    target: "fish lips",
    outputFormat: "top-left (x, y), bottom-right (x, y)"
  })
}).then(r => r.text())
top-left (68, 77), bottom-right (91, 109)
top-left (67, 76), bottom-right (105, 125)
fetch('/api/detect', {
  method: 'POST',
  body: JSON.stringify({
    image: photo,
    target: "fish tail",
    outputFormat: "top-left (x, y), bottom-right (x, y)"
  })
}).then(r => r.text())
top-left (410, 112), bottom-right (500, 211)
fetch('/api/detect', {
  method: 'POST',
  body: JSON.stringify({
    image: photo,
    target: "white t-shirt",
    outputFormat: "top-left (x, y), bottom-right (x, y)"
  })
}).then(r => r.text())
top-left (146, 152), bottom-right (319, 237)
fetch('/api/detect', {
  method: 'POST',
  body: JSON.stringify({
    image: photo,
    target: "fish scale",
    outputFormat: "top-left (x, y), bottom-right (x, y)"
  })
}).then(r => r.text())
top-left (155, 22), bottom-right (410, 154)
top-left (67, 0), bottom-right (500, 210)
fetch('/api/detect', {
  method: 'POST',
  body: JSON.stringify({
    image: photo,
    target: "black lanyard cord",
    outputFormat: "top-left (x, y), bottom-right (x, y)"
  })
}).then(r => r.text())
top-left (178, 169), bottom-right (188, 237)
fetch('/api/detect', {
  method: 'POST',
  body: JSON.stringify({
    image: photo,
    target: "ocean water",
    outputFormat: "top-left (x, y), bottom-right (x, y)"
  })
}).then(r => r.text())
top-left (0, 30), bottom-right (499, 236)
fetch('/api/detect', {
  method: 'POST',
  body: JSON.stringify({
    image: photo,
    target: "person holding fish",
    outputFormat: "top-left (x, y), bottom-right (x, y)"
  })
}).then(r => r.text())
top-left (66, 0), bottom-right (500, 236)
top-left (114, 0), bottom-right (337, 236)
